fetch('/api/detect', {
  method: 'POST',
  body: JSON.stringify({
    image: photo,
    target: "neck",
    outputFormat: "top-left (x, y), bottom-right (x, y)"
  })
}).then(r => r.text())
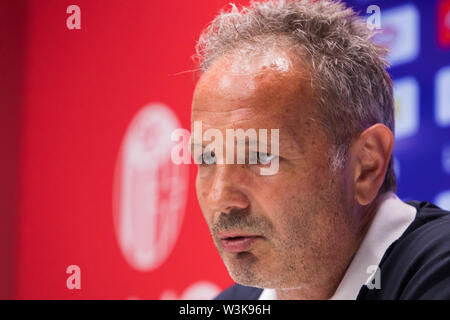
top-left (355, 193), bottom-right (385, 242)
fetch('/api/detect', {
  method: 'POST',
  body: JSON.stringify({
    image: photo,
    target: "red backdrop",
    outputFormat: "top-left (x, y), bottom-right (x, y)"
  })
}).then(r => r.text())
top-left (0, 0), bottom-right (251, 299)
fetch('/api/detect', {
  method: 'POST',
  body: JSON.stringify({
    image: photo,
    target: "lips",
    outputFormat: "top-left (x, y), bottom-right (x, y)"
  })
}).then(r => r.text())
top-left (218, 232), bottom-right (262, 253)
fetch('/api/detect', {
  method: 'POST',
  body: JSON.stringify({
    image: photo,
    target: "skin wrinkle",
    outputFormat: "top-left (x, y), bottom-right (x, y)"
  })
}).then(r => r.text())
top-left (191, 120), bottom-right (307, 161)
top-left (192, 50), bottom-right (314, 159)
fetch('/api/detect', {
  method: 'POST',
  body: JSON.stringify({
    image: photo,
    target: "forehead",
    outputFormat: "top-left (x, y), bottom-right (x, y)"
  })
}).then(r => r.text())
top-left (191, 47), bottom-right (317, 132)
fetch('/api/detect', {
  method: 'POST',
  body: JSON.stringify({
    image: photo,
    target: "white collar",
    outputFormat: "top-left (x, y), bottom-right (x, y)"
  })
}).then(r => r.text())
top-left (259, 192), bottom-right (417, 300)
top-left (258, 287), bottom-right (277, 300)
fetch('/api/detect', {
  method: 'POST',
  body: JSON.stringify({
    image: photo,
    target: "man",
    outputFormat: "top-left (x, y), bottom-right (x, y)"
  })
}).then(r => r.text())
top-left (190, 0), bottom-right (450, 299)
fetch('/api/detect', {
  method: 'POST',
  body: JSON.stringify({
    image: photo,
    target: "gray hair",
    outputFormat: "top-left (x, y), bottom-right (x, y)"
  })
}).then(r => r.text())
top-left (194, 0), bottom-right (396, 193)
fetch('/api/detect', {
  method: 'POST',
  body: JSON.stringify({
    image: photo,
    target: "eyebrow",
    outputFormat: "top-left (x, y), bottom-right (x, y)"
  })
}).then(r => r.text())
top-left (190, 139), bottom-right (263, 149)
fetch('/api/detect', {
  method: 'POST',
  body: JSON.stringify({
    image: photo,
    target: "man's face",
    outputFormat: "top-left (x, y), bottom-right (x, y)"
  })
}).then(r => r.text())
top-left (191, 48), bottom-right (358, 291)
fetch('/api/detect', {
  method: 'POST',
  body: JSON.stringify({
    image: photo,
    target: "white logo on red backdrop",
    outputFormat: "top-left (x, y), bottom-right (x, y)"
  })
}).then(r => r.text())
top-left (113, 103), bottom-right (189, 271)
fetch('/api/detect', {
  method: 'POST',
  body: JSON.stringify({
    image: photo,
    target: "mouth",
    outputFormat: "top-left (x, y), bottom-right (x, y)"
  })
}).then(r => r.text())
top-left (217, 232), bottom-right (263, 253)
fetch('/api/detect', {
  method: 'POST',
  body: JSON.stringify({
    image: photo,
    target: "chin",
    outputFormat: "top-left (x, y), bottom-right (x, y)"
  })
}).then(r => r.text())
top-left (224, 256), bottom-right (280, 289)
top-left (231, 273), bottom-right (283, 289)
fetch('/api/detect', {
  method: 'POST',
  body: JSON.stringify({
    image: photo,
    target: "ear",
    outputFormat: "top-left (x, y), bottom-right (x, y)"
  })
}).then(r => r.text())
top-left (352, 124), bottom-right (394, 206)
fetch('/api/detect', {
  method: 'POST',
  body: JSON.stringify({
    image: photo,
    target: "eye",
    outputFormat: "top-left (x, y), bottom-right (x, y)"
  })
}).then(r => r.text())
top-left (202, 151), bottom-right (217, 165)
top-left (257, 152), bottom-right (276, 165)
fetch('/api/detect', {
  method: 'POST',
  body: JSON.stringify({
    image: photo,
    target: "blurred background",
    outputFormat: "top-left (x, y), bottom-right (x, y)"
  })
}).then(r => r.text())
top-left (0, 0), bottom-right (449, 299)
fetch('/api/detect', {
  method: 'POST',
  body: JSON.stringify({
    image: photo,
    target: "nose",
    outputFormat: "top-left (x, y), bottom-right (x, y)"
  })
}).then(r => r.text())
top-left (206, 165), bottom-right (250, 215)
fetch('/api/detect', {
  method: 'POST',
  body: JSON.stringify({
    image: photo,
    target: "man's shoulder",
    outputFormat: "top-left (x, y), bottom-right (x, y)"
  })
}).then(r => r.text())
top-left (401, 200), bottom-right (450, 246)
top-left (358, 200), bottom-right (450, 300)
top-left (214, 283), bottom-right (264, 300)
top-left (391, 201), bottom-right (450, 273)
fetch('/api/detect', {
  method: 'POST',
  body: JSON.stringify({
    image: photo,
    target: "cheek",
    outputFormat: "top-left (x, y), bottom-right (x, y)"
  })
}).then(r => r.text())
top-left (195, 172), bottom-right (204, 199)
top-left (195, 173), bottom-right (211, 221)
top-left (195, 167), bottom-right (215, 198)
top-left (255, 165), bottom-right (336, 236)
